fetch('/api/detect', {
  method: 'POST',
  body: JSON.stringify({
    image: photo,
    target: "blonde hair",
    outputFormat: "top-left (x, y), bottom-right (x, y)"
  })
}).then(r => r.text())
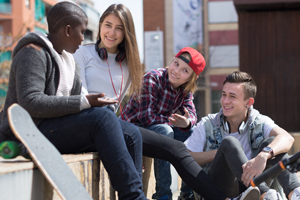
top-left (97, 4), bottom-right (142, 95)
top-left (182, 72), bottom-right (197, 93)
top-left (175, 53), bottom-right (198, 93)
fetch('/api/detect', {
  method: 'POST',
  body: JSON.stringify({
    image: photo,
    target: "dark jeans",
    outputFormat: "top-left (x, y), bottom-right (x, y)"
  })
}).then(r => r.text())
top-left (208, 136), bottom-right (300, 199)
top-left (38, 107), bottom-right (146, 200)
top-left (140, 127), bottom-right (228, 200)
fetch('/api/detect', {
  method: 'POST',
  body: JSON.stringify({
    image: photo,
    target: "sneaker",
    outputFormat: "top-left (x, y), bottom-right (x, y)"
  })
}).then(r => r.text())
top-left (291, 187), bottom-right (300, 200)
top-left (231, 186), bottom-right (261, 200)
top-left (263, 189), bottom-right (283, 200)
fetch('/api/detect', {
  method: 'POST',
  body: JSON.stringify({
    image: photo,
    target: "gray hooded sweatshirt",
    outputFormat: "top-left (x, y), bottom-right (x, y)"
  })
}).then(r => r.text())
top-left (0, 32), bottom-right (82, 143)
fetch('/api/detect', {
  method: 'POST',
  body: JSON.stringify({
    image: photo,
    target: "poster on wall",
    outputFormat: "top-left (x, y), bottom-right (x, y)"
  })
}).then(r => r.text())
top-left (173, 0), bottom-right (203, 54)
top-left (144, 31), bottom-right (164, 72)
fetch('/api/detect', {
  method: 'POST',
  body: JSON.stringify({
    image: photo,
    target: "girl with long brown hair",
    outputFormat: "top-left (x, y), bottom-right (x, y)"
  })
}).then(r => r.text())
top-left (73, 4), bottom-right (142, 113)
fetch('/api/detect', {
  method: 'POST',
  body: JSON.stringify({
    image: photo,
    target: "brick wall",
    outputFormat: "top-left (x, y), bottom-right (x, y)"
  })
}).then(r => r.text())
top-left (143, 0), bottom-right (165, 31)
top-left (143, 0), bottom-right (166, 62)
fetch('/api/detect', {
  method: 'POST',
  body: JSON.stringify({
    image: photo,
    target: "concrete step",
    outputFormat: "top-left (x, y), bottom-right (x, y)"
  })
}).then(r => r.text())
top-left (0, 153), bottom-right (157, 200)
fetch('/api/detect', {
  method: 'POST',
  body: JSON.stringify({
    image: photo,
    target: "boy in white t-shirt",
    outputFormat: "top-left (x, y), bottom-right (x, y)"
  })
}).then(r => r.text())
top-left (185, 71), bottom-right (300, 200)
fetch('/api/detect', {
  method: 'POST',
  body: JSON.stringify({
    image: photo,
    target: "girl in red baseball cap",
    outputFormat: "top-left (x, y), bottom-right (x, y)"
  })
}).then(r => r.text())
top-left (121, 47), bottom-right (205, 200)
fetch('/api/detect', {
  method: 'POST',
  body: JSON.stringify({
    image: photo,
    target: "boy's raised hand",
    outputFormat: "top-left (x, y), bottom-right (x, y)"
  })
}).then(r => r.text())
top-left (86, 93), bottom-right (118, 107)
top-left (169, 108), bottom-right (191, 128)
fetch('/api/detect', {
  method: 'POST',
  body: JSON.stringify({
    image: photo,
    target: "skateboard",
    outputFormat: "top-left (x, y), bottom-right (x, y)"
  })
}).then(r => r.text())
top-left (5, 103), bottom-right (93, 200)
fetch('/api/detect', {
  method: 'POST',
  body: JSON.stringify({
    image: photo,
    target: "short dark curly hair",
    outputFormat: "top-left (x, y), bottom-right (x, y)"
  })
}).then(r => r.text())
top-left (223, 71), bottom-right (257, 100)
top-left (47, 1), bottom-right (87, 33)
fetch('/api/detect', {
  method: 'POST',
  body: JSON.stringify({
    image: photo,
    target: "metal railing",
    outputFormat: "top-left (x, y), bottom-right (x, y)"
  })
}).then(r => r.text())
top-left (0, 3), bottom-right (12, 15)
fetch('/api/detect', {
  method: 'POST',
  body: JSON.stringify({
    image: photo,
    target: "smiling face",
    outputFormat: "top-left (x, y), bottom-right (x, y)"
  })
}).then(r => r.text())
top-left (99, 14), bottom-right (125, 53)
top-left (168, 57), bottom-right (194, 89)
top-left (221, 82), bottom-right (252, 121)
top-left (65, 18), bottom-right (87, 53)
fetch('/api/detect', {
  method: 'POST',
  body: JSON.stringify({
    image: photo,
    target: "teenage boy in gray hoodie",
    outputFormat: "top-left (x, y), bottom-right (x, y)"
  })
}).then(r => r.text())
top-left (185, 71), bottom-right (300, 200)
top-left (0, 2), bottom-right (148, 200)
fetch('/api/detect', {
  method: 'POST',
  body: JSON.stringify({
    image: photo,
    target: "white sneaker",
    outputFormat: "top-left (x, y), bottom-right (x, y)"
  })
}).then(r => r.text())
top-left (231, 186), bottom-right (261, 200)
top-left (291, 187), bottom-right (300, 200)
top-left (263, 189), bottom-right (283, 200)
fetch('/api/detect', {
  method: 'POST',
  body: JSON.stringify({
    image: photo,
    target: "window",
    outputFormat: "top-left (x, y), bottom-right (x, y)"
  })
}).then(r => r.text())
top-left (208, 1), bottom-right (238, 24)
top-left (83, 29), bottom-right (93, 43)
top-left (209, 45), bottom-right (239, 68)
top-left (25, 0), bottom-right (30, 9)
top-left (194, 90), bottom-right (206, 121)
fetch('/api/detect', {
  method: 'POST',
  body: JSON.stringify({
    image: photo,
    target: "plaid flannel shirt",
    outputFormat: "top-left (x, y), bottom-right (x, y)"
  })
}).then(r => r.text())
top-left (121, 68), bottom-right (197, 130)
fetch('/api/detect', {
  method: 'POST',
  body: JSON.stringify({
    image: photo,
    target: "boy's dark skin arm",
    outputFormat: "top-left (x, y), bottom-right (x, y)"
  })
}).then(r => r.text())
top-left (13, 46), bottom-right (116, 118)
top-left (86, 93), bottom-right (118, 107)
top-left (13, 22), bottom-right (116, 118)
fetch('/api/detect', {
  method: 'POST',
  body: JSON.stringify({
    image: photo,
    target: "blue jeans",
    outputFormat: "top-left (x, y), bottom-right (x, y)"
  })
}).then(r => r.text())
top-left (147, 124), bottom-right (193, 200)
top-left (38, 107), bottom-right (146, 200)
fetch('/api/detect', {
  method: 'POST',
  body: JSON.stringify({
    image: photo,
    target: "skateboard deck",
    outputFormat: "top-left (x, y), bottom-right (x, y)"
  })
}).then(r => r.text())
top-left (7, 104), bottom-right (92, 200)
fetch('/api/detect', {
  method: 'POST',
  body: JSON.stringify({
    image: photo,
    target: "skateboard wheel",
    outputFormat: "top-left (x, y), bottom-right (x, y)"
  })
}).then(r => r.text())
top-left (0, 141), bottom-right (21, 159)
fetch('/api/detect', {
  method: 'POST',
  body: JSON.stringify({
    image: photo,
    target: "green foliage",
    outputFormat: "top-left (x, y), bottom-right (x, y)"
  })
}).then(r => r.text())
top-left (0, 60), bottom-right (11, 110)
top-left (0, 60), bottom-right (11, 79)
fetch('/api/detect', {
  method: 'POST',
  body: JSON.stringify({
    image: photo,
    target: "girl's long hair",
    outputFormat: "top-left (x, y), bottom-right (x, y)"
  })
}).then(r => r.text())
top-left (97, 4), bottom-right (143, 96)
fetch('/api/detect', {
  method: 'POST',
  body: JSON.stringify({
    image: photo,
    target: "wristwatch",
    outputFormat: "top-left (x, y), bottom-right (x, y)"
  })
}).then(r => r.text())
top-left (262, 147), bottom-right (274, 157)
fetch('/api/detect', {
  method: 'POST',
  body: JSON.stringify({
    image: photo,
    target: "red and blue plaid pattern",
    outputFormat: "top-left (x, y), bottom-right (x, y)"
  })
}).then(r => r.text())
top-left (121, 68), bottom-right (197, 129)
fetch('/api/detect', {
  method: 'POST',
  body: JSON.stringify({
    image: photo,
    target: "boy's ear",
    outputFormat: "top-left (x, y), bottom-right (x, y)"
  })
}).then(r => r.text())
top-left (246, 98), bottom-right (255, 108)
top-left (64, 25), bottom-right (71, 37)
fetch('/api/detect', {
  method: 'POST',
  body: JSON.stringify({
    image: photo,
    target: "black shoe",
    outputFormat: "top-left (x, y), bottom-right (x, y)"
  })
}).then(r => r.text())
top-left (178, 193), bottom-right (195, 200)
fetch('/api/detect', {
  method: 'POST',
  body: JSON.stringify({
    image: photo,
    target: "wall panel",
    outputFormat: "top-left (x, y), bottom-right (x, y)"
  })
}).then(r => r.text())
top-left (238, 10), bottom-right (300, 131)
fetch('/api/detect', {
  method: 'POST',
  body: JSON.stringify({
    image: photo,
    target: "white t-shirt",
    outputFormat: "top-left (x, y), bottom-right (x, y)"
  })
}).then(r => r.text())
top-left (73, 44), bottom-right (131, 112)
top-left (35, 31), bottom-right (75, 97)
top-left (185, 117), bottom-right (278, 159)
top-left (35, 31), bottom-right (90, 110)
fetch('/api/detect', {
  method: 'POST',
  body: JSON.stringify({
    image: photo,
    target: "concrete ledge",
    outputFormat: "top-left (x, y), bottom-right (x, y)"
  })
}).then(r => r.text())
top-left (0, 153), bottom-right (156, 200)
top-left (289, 133), bottom-right (300, 155)
top-left (0, 153), bottom-right (103, 200)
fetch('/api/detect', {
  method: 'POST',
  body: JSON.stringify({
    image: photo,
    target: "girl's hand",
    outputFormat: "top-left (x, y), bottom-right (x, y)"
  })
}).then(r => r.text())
top-left (169, 108), bottom-right (191, 128)
top-left (86, 93), bottom-right (118, 107)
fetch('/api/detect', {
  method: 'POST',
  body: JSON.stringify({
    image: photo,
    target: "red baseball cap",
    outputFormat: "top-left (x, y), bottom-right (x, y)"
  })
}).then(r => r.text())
top-left (175, 47), bottom-right (206, 76)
